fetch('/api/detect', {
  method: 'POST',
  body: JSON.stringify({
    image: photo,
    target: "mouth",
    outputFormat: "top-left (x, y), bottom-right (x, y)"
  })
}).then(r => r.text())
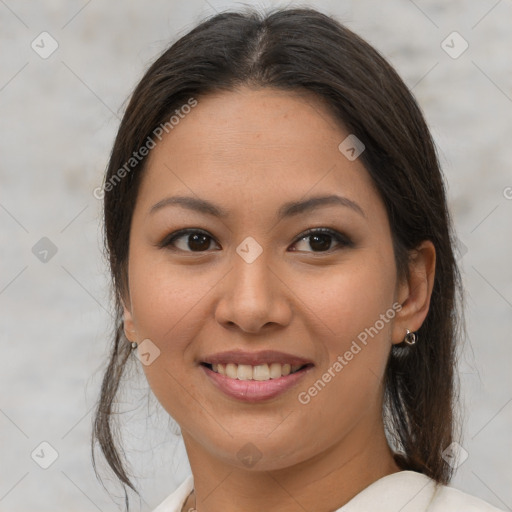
top-left (200, 362), bottom-right (312, 381)
top-left (199, 356), bottom-right (314, 402)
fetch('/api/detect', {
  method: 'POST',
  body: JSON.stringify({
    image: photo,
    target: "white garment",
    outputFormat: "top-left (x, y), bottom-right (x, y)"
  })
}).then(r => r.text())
top-left (152, 470), bottom-right (505, 512)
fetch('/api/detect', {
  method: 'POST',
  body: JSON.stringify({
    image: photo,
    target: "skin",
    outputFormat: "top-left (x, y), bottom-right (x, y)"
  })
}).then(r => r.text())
top-left (122, 86), bottom-right (436, 512)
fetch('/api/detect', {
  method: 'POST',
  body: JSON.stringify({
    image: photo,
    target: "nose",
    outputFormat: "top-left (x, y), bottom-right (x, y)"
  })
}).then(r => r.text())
top-left (214, 252), bottom-right (292, 334)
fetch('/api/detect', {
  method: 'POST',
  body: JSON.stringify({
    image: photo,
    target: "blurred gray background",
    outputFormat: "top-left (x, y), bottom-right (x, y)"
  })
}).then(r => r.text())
top-left (1, 0), bottom-right (511, 510)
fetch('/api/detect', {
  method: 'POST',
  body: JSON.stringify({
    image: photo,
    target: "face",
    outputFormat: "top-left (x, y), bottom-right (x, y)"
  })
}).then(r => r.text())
top-left (122, 86), bottom-right (410, 472)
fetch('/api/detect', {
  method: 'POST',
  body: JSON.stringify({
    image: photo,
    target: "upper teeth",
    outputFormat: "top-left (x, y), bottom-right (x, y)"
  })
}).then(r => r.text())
top-left (211, 363), bottom-right (303, 380)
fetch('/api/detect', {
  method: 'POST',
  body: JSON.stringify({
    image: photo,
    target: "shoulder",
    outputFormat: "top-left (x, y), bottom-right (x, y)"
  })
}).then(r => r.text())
top-left (342, 470), bottom-right (505, 512)
top-left (152, 474), bottom-right (194, 512)
top-left (430, 483), bottom-right (505, 512)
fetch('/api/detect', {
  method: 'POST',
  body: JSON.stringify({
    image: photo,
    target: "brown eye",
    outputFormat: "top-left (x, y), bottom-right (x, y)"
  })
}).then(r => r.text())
top-left (185, 233), bottom-right (212, 251)
top-left (291, 228), bottom-right (353, 253)
top-left (160, 229), bottom-right (220, 252)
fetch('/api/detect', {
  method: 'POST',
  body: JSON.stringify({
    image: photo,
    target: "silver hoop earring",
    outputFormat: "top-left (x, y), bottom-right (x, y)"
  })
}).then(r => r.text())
top-left (404, 329), bottom-right (417, 346)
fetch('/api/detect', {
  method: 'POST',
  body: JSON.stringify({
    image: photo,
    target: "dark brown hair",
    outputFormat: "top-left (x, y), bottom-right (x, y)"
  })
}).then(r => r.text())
top-left (91, 6), bottom-right (463, 508)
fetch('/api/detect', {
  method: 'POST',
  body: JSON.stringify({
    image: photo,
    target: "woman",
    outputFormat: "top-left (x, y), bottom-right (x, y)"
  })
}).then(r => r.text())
top-left (91, 7), bottom-right (504, 512)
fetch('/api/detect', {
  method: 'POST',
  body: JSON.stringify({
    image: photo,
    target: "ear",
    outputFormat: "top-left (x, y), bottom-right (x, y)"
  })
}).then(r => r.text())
top-left (392, 240), bottom-right (436, 345)
top-left (121, 293), bottom-right (137, 342)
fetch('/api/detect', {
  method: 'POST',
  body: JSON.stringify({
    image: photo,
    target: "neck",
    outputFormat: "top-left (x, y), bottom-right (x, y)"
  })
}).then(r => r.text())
top-left (181, 417), bottom-right (400, 512)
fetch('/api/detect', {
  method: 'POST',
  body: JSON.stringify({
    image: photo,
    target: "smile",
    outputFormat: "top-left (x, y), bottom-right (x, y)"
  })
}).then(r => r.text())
top-left (202, 362), bottom-right (307, 381)
top-left (200, 362), bottom-right (314, 402)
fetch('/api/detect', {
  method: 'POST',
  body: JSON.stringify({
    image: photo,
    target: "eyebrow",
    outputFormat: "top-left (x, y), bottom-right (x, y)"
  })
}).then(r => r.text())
top-left (149, 194), bottom-right (366, 220)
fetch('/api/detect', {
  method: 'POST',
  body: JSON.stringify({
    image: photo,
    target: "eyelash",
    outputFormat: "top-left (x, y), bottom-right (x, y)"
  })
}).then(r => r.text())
top-left (158, 227), bottom-right (354, 254)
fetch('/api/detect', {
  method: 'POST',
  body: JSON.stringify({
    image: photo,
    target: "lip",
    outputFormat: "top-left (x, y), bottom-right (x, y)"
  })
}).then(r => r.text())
top-left (200, 349), bottom-right (313, 366)
top-left (201, 363), bottom-right (314, 402)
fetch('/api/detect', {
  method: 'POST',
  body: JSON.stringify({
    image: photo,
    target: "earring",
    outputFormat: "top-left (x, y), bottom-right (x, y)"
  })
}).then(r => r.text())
top-left (125, 326), bottom-right (137, 349)
top-left (403, 329), bottom-right (417, 346)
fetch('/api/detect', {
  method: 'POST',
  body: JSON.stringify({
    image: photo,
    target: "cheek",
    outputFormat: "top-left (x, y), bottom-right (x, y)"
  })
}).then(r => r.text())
top-left (126, 253), bottom-right (216, 418)
top-left (292, 251), bottom-right (397, 409)
top-left (127, 251), bottom-right (218, 353)
top-left (292, 254), bottom-right (397, 345)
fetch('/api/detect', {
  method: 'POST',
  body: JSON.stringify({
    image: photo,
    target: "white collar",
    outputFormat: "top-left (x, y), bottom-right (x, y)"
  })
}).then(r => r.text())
top-left (341, 470), bottom-right (438, 511)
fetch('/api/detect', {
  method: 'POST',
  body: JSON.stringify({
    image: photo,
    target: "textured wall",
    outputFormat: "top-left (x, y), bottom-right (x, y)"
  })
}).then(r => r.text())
top-left (1, 1), bottom-right (511, 510)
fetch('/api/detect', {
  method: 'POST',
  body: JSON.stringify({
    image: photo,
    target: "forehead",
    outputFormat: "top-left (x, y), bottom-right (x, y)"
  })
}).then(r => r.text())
top-left (151, 87), bottom-right (344, 164)
top-left (137, 86), bottom-right (381, 219)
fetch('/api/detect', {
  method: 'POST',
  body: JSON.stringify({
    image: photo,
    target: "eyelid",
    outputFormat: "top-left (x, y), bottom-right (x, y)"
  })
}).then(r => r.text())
top-left (157, 228), bottom-right (220, 250)
top-left (291, 227), bottom-right (354, 251)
